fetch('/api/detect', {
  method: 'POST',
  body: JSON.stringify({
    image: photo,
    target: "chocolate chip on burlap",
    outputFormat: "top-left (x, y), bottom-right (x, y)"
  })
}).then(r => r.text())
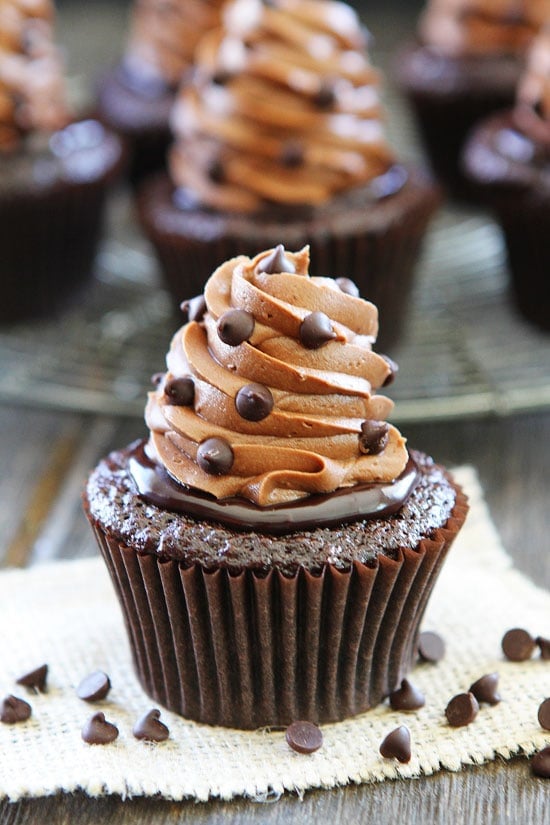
top-left (81, 712), bottom-right (118, 745)
top-left (133, 709), bottom-right (170, 742)
top-left (76, 670), bottom-right (111, 702)
top-left (469, 673), bottom-right (501, 705)
top-left (389, 679), bottom-right (425, 711)
top-left (1, 695), bottom-right (32, 724)
top-left (535, 636), bottom-right (550, 660)
top-left (501, 628), bottom-right (536, 661)
top-left (379, 726), bottom-right (411, 763)
top-left (299, 311), bottom-right (336, 349)
top-left (531, 747), bottom-right (550, 778)
top-left (537, 698), bottom-right (550, 731)
top-left (285, 721), bottom-right (323, 754)
top-left (16, 663), bottom-right (48, 693)
top-left (418, 630), bottom-right (446, 663)
top-left (445, 692), bottom-right (479, 727)
top-left (217, 309), bottom-right (255, 346)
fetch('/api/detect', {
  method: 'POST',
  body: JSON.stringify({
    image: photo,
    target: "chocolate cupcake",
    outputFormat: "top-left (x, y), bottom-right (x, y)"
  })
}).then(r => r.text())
top-left (0, 0), bottom-right (124, 323)
top-left (83, 246), bottom-right (468, 729)
top-left (462, 27), bottom-right (550, 330)
top-left (96, 0), bottom-right (224, 186)
top-left (137, 0), bottom-right (440, 352)
top-left (395, 0), bottom-right (546, 201)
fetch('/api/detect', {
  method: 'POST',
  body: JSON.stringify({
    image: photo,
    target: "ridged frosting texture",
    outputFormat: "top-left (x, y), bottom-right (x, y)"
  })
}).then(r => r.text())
top-left (0, 0), bottom-right (69, 151)
top-left (169, 0), bottom-right (395, 212)
top-left (145, 247), bottom-right (408, 506)
top-left (124, 0), bottom-right (224, 88)
top-left (515, 26), bottom-right (550, 144)
top-left (419, 0), bottom-right (549, 58)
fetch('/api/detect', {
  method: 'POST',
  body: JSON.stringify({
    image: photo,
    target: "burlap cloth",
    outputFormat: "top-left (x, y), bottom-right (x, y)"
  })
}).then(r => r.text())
top-left (0, 467), bottom-right (549, 802)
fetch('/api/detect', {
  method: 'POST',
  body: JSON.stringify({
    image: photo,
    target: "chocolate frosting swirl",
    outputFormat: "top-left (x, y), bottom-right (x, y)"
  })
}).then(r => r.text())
top-left (514, 26), bottom-right (550, 145)
top-left (145, 247), bottom-right (408, 506)
top-left (169, 0), bottom-right (395, 212)
top-left (0, 0), bottom-right (69, 151)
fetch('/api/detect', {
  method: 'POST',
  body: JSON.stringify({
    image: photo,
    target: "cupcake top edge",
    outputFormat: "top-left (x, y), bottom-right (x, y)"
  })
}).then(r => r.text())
top-left (143, 246), bottom-right (409, 509)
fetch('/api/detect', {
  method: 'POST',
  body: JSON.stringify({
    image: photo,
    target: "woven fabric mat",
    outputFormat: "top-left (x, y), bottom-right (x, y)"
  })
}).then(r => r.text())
top-left (1, 466), bottom-right (549, 803)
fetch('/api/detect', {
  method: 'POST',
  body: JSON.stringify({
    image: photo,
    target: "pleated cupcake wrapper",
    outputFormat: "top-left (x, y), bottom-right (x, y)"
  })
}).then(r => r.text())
top-left (89, 486), bottom-right (467, 730)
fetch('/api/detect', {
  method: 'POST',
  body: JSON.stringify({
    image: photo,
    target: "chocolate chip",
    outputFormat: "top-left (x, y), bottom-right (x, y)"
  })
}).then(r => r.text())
top-left (531, 746), bottom-right (550, 778)
top-left (235, 383), bottom-right (273, 421)
top-left (133, 708), bottom-right (170, 742)
top-left (299, 311), bottom-right (336, 349)
top-left (151, 372), bottom-right (165, 386)
top-left (335, 277), bottom-right (359, 297)
top-left (389, 679), bottom-right (425, 711)
top-left (538, 698), bottom-right (550, 731)
top-left (207, 158), bottom-right (225, 183)
top-left (255, 244), bottom-right (296, 275)
top-left (469, 673), bottom-right (501, 705)
top-left (379, 725), bottom-right (411, 763)
top-left (445, 692), bottom-right (479, 727)
top-left (285, 720), bottom-right (323, 754)
top-left (1, 695), bottom-right (32, 724)
top-left (418, 630), bottom-right (445, 663)
top-left (212, 70), bottom-right (231, 85)
top-left (314, 81), bottom-right (335, 109)
top-left (81, 711), bottom-right (119, 745)
top-left (197, 437), bottom-right (234, 475)
top-left (536, 636), bottom-right (550, 660)
top-left (180, 294), bottom-right (206, 323)
top-left (380, 354), bottom-right (399, 387)
top-left (164, 376), bottom-right (195, 406)
top-left (76, 670), bottom-right (111, 702)
top-left (502, 628), bottom-right (536, 662)
top-left (217, 309), bottom-right (255, 346)
top-left (358, 420), bottom-right (389, 455)
top-left (16, 664), bottom-right (48, 693)
top-left (280, 141), bottom-right (304, 167)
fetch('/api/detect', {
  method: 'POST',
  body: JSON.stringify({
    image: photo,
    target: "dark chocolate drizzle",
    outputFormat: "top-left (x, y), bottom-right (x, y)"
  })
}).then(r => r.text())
top-left (128, 441), bottom-right (419, 535)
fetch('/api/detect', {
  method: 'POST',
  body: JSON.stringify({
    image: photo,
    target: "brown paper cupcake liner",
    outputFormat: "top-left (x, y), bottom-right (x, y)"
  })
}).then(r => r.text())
top-left (90, 486), bottom-right (467, 729)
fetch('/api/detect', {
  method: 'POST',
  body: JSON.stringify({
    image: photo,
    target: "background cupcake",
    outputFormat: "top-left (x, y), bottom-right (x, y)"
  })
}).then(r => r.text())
top-left (0, 0), bottom-right (124, 323)
top-left (137, 0), bottom-right (441, 352)
top-left (83, 246), bottom-right (468, 729)
top-left (96, 0), bottom-right (224, 186)
top-left (395, 0), bottom-right (547, 201)
top-left (462, 27), bottom-right (550, 331)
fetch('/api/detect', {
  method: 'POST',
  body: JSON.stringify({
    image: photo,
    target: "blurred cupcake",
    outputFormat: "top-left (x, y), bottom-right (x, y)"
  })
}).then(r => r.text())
top-left (463, 27), bottom-right (550, 330)
top-left (96, 0), bottom-right (224, 186)
top-left (395, 0), bottom-right (547, 200)
top-left (138, 0), bottom-right (441, 352)
top-left (0, 0), bottom-right (124, 323)
top-left (83, 245), bottom-right (468, 729)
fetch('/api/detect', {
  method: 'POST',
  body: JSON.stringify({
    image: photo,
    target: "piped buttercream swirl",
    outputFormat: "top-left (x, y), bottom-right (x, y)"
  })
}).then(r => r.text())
top-left (145, 247), bottom-right (408, 507)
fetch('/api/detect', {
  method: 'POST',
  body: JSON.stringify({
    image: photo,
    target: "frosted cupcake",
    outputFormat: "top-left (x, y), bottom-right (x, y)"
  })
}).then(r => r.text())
top-left (138, 0), bottom-right (441, 352)
top-left (83, 245), bottom-right (468, 729)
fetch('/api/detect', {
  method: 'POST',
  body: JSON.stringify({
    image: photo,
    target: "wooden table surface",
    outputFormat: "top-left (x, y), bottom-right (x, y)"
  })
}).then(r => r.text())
top-left (1, 1), bottom-right (549, 822)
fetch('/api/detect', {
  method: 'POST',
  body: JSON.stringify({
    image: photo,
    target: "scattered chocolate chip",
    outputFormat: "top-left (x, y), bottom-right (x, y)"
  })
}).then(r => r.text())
top-left (299, 311), bottom-right (336, 349)
top-left (469, 672), bottom-right (501, 705)
top-left (285, 720), bottom-right (323, 754)
top-left (280, 140), bottom-right (304, 167)
top-left (418, 630), bottom-right (446, 663)
top-left (81, 711), bottom-right (119, 745)
top-left (164, 376), bottom-right (195, 406)
top-left (16, 664), bottom-right (48, 693)
top-left (531, 746), bottom-right (550, 778)
top-left (334, 277), bottom-right (359, 297)
top-left (255, 244), bottom-right (296, 275)
top-left (538, 698), bottom-right (550, 731)
top-left (212, 69), bottom-right (231, 85)
top-left (389, 679), bottom-right (425, 711)
top-left (379, 725), bottom-right (411, 763)
top-left (380, 354), bottom-right (399, 387)
top-left (76, 670), bottom-right (111, 702)
top-left (180, 294), bottom-right (207, 323)
top-left (217, 309), bottom-right (255, 346)
top-left (235, 383), bottom-right (273, 421)
top-left (358, 420), bottom-right (389, 455)
top-left (197, 437), bottom-right (234, 475)
top-left (151, 372), bottom-right (165, 386)
top-left (445, 692), bottom-right (479, 727)
top-left (1, 695), bottom-right (32, 724)
top-left (536, 636), bottom-right (550, 660)
top-left (314, 81), bottom-right (335, 109)
top-left (207, 158), bottom-right (225, 183)
top-left (502, 628), bottom-right (536, 662)
top-left (133, 709), bottom-right (170, 742)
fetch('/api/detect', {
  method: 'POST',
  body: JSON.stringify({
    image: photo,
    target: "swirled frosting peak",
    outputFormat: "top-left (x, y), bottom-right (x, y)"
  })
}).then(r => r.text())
top-left (169, 0), bottom-right (395, 213)
top-left (0, 0), bottom-right (69, 151)
top-left (145, 247), bottom-right (408, 506)
top-left (514, 26), bottom-right (550, 145)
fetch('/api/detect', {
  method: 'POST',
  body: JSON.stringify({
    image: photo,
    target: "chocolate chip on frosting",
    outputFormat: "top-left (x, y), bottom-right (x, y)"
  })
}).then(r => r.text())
top-left (255, 244), bottom-right (296, 275)
top-left (280, 140), bottom-right (304, 167)
top-left (335, 277), bottom-right (359, 297)
top-left (299, 311), bottom-right (337, 349)
top-left (389, 679), bottom-right (425, 711)
top-left (445, 692), bottom-right (479, 727)
top-left (217, 309), bottom-right (255, 346)
top-left (469, 673), bottom-right (501, 705)
top-left (235, 383), bottom-right (274, 421)
top-left (197, 437), bottom-right (234, 475)
top-left (380, 354), bottom-right (399, 387)
top-left (164, 376), bottom-right (195, 407)
top-left (133, 709), bottom-right (170, 742)
top-left (285, 721), bottom-right (323, 754)
top-left (81, 712), bottom-right (119, 745)
top-left (207, 158), bottom-right (225, 183)
top-left (379, 725), bottom-right (411, 763)
top-left (314, 80), bottom-right (336, 109)
top-left (1, 695), bottom-right (32, 724)
top-left (16, 664), bottom-right (48, 693)
top-left (502, 628), bottom-right (536, 661)
top-left (151, 372), bottom-right (165, 387)
top-left (180, 294), bottom-right (206, 323)
top-left (358, 420), bottom-right (389, 455)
